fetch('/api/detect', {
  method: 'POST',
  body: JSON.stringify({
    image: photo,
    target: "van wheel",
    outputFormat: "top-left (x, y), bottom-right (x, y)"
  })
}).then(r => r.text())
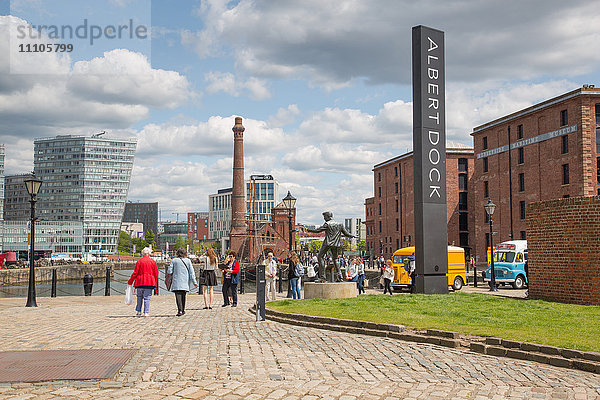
top-left (452, 276), bottom-right (464, 291)
top-left (512, 275), bottom-right (525, 289)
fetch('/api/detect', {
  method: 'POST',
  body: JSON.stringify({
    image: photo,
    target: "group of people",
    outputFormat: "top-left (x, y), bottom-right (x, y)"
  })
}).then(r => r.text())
top-left (127, 247), bottom-right (241, 317)
top-left (264, 250), bottom-right (304, 300)
top-left (344, 256), bottom-right (366, 294)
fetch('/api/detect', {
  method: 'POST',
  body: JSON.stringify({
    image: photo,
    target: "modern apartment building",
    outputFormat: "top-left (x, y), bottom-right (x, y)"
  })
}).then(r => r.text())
top-left (122, 201), bottom-right (158, 237)
top-left (246, 174), bottom-right (279, 222)
top-left (33, 134), bottom-right (136, 254)
top-left (3, 174), bottom-right (30, 221)
top-left (208, 187), bottom-right (232, 242)
top-left (364, 145), bottom-right (475, 260)
top-left (344, 217), bottom-right (363, 248)
top-left (187, 211), bottom-right (209, 241)
top-left (470, 86), bottom-right (600, 264)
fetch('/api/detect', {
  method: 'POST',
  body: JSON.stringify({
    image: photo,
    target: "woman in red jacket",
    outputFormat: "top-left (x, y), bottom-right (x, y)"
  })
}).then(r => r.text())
top-left (128, 247), bottom-right (159, 316)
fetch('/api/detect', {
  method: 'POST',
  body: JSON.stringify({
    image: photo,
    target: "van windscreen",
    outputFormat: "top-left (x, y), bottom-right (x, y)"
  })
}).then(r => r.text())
top-left (493, 251), bottom-right (515, 263)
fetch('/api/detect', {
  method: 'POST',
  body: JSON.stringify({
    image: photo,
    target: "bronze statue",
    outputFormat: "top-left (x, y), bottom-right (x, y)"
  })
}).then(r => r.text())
top-left (304, 211), bottom-right (356, 282)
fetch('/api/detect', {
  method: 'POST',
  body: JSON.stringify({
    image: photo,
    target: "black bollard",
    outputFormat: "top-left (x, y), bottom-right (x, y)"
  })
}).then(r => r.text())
top-left (278, 265), bottom-right (283, 293)
top-left (51, 268), bottom-right (57, 297)
top-left (104, 266), bottom-right (111, 296)
top-left (83, 274), bottom-right (93, 296)
top-left (473, 266), bottom-right (478, 287)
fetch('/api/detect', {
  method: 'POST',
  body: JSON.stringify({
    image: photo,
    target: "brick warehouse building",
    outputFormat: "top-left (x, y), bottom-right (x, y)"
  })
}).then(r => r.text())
top-left (471, 86), bottom-right (600, 265)
top-left (364, 145), bottom-right (475, 261)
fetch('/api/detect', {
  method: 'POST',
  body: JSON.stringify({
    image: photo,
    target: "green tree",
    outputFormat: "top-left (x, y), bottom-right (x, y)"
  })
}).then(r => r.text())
top-left (145, 229), bottom-right (156, 249)
top-left (309, 240), bottom-right (323, 254)
top-left (117, 231), bottom-right (132, 254)
top-left (341, 238), bottom-right (350, 251)
top-left (357, 240), bottom-right (367, 252)
top-left (174, 235), bottom-right (186, 251)
top-left (132, 237), bottom-right (148, 254)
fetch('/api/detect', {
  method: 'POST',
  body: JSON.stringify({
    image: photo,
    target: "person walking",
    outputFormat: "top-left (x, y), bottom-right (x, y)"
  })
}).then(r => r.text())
top-left (288, 251), bottom-right (302, 299)
top-left (201, 248), bottom-right (219, 309)
top-left (128, 247), bottom-right (159, 317)
top-left (356, 257), bottom-right (366, 294)
top-left (264, 252), bottom-right (278, 301)
top-left (382, 259), bottom-right (394, 295)
top-left (346, 257), bottom-right (358, 282)
top-left (168, 248), bottom-right (198, 316)
top-left (222, 251), bottom-right (240, 307)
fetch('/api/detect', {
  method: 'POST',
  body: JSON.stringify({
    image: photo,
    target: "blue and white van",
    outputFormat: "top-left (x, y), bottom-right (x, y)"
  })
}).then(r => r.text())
top-left (484, 240), bottom-right (528, 289)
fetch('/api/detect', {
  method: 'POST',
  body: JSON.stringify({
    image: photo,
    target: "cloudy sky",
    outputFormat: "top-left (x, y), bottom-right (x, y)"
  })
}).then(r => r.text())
top-left (1, 0), bottom-right (600, 225)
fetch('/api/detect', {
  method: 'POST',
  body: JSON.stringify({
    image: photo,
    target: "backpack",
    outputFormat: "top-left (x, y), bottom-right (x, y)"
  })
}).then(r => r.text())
top-left (295, 263), bottom-right (305, 277)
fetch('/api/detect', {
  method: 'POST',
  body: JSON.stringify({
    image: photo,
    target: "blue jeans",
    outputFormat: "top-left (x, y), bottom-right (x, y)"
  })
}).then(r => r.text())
top-left (357, 274), bottom-right (365, 294)
top-left (290, 277), bottom-right (301, 299)
top-left (136, 287), bottom-right (153, 313)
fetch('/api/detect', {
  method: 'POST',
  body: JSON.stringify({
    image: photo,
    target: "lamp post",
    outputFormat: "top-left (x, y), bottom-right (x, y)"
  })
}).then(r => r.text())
top-left (24, 175), bottom-right (43, 307)
top-left (282, 191), bottom-right (296, 298)
top-left (484, 199), bottom-right (498, 292)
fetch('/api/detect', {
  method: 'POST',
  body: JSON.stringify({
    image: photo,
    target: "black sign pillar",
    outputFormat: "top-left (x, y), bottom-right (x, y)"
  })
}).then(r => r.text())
top-left (256, 264), bottom-right (266, 321)
top-left (412, 25), bottom-right (449, 294)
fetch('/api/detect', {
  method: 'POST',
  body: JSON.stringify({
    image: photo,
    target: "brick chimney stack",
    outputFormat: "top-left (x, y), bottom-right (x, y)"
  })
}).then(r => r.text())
top-left (229, 117), bottom-right (247, 254)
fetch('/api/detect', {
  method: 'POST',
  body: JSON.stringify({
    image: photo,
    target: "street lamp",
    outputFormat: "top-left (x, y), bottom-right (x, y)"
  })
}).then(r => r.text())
top-left (24, 174), bottom-right (42, 307)
top-left (484, 199), bottom-right (497, 292)
top-left (282, 191), bottom-right (296, 298)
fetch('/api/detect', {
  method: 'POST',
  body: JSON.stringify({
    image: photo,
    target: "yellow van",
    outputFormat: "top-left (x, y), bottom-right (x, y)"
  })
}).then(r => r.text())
top-left (391, 245), bottom-right (466, 291)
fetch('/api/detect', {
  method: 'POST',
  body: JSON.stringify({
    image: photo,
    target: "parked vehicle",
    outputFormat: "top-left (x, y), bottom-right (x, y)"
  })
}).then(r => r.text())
top-left (484, 240), bottom-right (528, 289)
top-left (391, 246), bottom-right (467, 291)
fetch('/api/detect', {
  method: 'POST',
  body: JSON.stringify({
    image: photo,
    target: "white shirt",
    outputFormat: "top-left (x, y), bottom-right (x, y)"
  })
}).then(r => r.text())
top-left (264, 259), bottom-right (278, 279)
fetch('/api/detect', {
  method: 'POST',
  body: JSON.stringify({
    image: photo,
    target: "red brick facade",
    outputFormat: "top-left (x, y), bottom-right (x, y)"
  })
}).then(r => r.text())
top-left (364, 148), bottom-right (474, 260)
top-left (187, 212), bottom-right (209, 241)
top-left (471, 88), bottom-right (600, 266)
top-left (527, 196), bottom-right (600, 305)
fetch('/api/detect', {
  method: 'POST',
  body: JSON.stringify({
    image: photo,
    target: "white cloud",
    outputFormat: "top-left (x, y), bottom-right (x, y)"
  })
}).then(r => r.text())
top-left (185, 0), bottom-right (600, 89)
top-left (268, 104), bottom-right (301, 127)
top-left (205, 71), bottom-right (271, 100)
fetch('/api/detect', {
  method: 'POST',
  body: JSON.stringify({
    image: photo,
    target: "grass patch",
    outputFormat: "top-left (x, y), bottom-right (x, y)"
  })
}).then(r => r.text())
top-left (268, 293), bottom-right (600, 352)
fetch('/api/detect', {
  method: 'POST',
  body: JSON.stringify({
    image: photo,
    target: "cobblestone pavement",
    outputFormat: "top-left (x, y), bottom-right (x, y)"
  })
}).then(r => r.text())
top-left (0, 293), bottom-right (599, 399)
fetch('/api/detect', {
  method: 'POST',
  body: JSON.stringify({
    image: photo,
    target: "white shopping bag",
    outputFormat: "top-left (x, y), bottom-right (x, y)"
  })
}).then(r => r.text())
top-left (125, 285), bottom-right (134, 305)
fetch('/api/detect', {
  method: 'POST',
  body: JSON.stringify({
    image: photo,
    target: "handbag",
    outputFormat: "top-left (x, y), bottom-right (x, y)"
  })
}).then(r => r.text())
top-left (165, 264), bottom-right (173, 291)
top-left (198, 269), bottom-right (206, 286)
top-left (124, 284), bottom-right (133, 305)
top-left (306, 265), bottom-right (316, 278)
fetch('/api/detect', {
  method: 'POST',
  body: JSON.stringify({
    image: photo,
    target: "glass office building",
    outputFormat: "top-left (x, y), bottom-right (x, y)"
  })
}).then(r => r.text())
top-left (33, 134), bottom-right (136, 255)
top-left (246, 174), bottom-right (278, 222)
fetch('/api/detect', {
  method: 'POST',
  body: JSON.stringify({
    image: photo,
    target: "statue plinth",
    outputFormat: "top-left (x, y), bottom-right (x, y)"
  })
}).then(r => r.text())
top-left (304, 282), bottom-right (358, 299)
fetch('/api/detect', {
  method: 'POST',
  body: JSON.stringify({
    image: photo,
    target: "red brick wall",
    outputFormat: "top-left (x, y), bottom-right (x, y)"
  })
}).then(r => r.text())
top-left (527, 196), bottom-right (600, 305)
top-left (471, 88), bottom-right (600, 267)
top-left (366, 149), bottom-right (474, 259)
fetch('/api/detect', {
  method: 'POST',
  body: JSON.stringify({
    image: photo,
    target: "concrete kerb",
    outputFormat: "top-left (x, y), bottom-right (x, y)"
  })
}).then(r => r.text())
top-left (254, 307), bottom-right (600, 375)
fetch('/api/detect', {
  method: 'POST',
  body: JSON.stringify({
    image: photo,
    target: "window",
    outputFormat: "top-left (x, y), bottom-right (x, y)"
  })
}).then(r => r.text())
top-left (485, 233), bottom-right (490, 248)
top-left (560, 109), bottom-right (568, 126)
top-left (596, 104), bottom-right (600, 153)
top-left (458, 158), bottom-right (468, 172)
top-left (563, 195), bottom-right (570, 198)
top-left (379, 221), bottom-right (382, 233)
top-left (395, 218), bottom-right (399, 231)
top-left (482, 136), bottom-right (488, 150)
top-left (562, 164), bottom-right (569, 185)
top-left (458, 192), bottom-right (468, 210)
top-left (517, 124), bottom-right (523, 139)
top-left (395, 199), bottom-right (399, 212)
top-left (378, 203), bottom-right (382, 215)
top-left (378, 172), bottom-right (381, 182)
top-left (483, 157), bottom-right (488, 173)
top-left (378, 187), bottom-right (381, 197)
top-left (459, 232), bottom-right (469, 248)
top-left (396, 238), bottom-right (400, 249)
top-left (520, 231), bottom-right (526, 240)
top-left (519, 173), bottom-right (525, 192)
top-left (394, 166), bottom-right (398, 176)
top-left (518, 147), bottom-right (524, 164)
top-left (459, 213), bottom-right (468, 231)
top-left (562, 135), bottom-right (568, 154)
top-left (459, 174), bottom-right (468, 191)
top-left (484, 181), bottom-right (489, 197)
top-left (597, 156), bottom-right (600, 184)
top-left (484, 212), bottom-right (489, 224)
top-left (395, 182), bottom-right (398, 193)
top-left (520, 201), bottom-right (526, 220)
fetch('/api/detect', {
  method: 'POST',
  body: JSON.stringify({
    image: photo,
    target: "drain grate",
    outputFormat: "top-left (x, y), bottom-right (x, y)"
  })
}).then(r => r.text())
top-left (0, 349), bottom-right (136, 383)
